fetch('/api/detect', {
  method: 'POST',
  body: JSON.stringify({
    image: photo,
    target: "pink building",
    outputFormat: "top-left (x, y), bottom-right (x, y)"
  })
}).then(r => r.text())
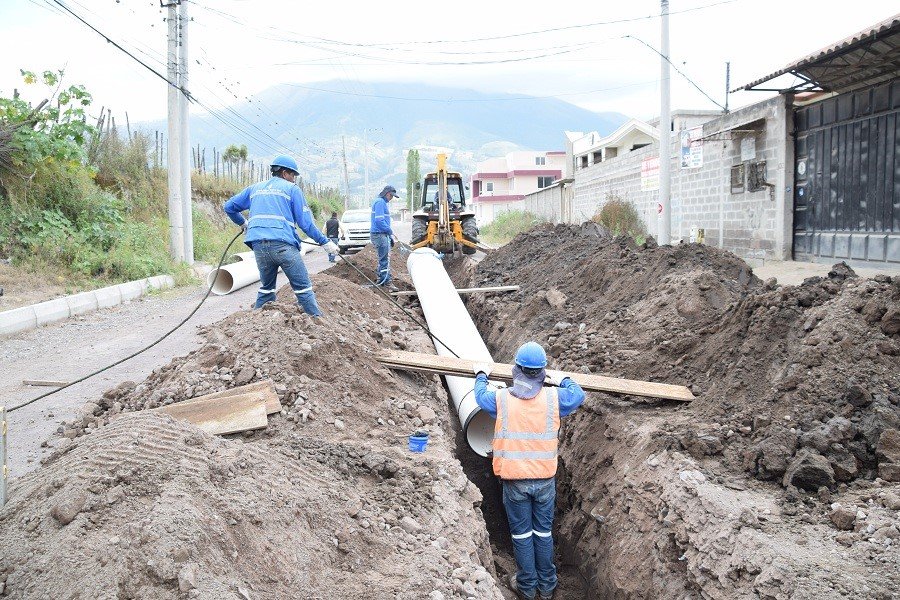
top-left (470, 150), bottom-right (566, 224)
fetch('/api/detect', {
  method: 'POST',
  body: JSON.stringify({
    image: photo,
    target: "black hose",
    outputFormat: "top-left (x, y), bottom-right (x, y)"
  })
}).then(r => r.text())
top-left (7, 231), bottom-right (244, 413)
top-left (7, 233), bottom-right (461, 413)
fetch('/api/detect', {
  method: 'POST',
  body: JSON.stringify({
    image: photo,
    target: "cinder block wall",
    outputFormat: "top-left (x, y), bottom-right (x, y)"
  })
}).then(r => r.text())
top-left (571, 96), bottom-right (793, 263)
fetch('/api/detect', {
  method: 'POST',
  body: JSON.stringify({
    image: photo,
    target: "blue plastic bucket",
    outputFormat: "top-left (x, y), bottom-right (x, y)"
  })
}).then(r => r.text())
top-left (408, 433), bottom-right (429, 453)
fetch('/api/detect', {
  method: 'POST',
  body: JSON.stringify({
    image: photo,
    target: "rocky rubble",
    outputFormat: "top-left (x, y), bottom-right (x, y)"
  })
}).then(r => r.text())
top-left (467, 224), bottom-right (900, 599)
top-left (0, 273), bottom-right (505, 599)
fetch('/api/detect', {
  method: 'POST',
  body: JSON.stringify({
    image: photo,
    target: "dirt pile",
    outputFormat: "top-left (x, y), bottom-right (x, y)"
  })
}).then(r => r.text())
top-left (0, 273), bottom-right (504, 599)
top-left (468, 224), bottom-right (900, 599)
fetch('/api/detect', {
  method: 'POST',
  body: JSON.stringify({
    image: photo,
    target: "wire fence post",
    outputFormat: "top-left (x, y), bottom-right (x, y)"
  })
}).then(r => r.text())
top-left (1, 405), bottom-right (8, 507)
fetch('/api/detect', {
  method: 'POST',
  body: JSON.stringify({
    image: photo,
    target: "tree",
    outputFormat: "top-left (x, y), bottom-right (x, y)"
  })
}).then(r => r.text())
top-left (222, 144), bottom-right (247, 179)
top-left (405, 149), bottom-right (420, 212)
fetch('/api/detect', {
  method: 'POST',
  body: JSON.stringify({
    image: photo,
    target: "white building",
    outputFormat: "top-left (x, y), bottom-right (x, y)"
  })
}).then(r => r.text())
top-left (470, 150), bottom-right (566, 225)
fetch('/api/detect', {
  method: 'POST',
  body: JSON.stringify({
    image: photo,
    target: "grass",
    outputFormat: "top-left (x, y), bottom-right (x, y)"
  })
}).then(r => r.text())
top-left (479, 210), bottom-right (546, 246)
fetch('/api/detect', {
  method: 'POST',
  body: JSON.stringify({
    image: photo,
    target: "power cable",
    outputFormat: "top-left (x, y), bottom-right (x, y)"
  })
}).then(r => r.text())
top-left (7, 230), bottom-right (243, 413)
top-left (624, 34), bottom-right (727, 111)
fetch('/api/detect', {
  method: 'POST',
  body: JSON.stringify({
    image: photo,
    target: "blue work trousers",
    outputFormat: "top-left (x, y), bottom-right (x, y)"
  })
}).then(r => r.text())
top-left (251, 240), bottom-right (321, 316)
top-left (502, 477), bottom-right (558, 599)
top-left (327, 236), bottom-right (339, 263)
top-left (371, 232), bottom-right (391, 284)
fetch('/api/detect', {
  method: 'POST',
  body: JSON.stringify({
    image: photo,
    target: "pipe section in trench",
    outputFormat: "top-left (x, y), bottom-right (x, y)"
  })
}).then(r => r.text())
top-left (407, 248), bottom-right (498, 456)
top-left (207, 245), bottom-right (315, 296)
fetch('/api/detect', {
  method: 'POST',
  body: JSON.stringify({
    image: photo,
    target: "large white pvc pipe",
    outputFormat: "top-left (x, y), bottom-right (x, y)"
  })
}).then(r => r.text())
top-left (207, 252), bottom-right (260, 296)
top-left (407, 248), bottom-right (497, 456)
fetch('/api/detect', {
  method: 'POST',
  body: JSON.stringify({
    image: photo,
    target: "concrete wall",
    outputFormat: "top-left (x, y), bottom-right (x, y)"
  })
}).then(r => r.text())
top-left (570, 96), bottom-right (793, 263)
top-left (521, 181), bottom-right (574, 224)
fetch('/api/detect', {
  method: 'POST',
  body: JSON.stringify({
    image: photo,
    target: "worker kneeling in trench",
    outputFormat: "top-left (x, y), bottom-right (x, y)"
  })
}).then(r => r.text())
top-left (473, 342), bottom-right (585, 600)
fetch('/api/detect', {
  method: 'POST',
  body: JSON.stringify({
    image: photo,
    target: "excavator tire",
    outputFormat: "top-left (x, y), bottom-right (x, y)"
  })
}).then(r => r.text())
top-left (411, 217), bottom-right (429, 245)
top-left (461, 216), bottom-right (479, 255)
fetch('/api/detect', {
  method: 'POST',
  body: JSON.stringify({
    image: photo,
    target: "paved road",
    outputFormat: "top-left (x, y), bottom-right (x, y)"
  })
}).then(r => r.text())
top-left (1, 245), bottom-right (339, 481)
top-left (755, 259), bottom-right (900, 286)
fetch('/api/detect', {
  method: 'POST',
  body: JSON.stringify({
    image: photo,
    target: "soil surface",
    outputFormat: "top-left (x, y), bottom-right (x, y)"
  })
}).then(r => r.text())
top-left (467, 224), bottom-right (900, 599)
top-left (0, 272), bottom-right (504, 599)
top-left (0, 261), bottom-right (71, 311)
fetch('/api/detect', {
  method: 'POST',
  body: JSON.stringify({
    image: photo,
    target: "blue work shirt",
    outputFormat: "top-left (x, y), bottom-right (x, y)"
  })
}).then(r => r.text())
top-left (223, 177), bottom-right (328, 249)
top-left (370, 196), bottom-right (393, 235)
top-left (473, 373), bottom-right (585, 418)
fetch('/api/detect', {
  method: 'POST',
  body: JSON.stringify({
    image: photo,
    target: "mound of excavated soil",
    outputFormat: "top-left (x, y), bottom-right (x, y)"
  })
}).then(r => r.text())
top-left (467, 224), bottom-right (900, 599)
top-left (0, 274), bottom-right (504, 600)
top-left (328, 244), bottom-right (476, 291)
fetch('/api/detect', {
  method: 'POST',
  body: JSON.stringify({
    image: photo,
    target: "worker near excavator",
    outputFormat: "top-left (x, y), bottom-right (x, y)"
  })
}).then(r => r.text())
top-left (223, 155), bottom-right (339, 316)
top-left (370, 185), bottom-right (399, 289)
top-left (472, 342), bottom-right (585, 600)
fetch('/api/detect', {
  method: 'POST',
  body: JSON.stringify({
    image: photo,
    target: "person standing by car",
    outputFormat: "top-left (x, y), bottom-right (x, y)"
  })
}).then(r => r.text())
top-left (223, 155), bottom-right (338, 316)
top-left (325, 211), bottom-right (340, 263)
top-left (370, 185), bottom-right (399, 289)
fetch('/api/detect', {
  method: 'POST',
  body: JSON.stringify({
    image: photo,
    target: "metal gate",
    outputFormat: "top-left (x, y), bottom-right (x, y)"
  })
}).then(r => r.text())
top-left (793, 80), bottom-right (900, 264)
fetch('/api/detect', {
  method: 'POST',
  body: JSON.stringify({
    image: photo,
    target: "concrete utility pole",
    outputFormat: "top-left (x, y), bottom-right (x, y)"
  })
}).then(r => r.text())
top-left (341, 135), bottom-right (351, 210)
top-left (363, 128), bottom-right (370, 203)
top-left (179, 0), bottom-right (193, 264)
top-left (166, 2), bottom-right (185, 261)
top-left (658, 0), bottom-right (672, 246)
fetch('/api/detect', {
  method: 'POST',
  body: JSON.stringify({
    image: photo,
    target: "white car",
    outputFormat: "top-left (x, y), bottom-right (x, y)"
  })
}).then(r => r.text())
top-left (337, 209), bottom-right (373, 253)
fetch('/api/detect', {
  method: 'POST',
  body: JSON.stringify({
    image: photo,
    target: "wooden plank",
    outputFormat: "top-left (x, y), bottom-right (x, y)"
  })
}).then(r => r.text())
top-left (390, 285), bottom-right (520, 297)
top-left (186, 380), bottom-right (282, 414)
top-left (23, 379), bottom-right (70, 387)
top-left (377, 349), bottom-right (694, 402)
top-left (155, 394), bottom-right (268, 435)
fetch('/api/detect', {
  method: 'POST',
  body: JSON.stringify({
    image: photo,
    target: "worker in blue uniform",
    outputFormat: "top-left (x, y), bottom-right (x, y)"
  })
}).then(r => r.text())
top-left (370, 185), bottom-right (399, 289)
top-left (223, 155), bottom-right (339, 316)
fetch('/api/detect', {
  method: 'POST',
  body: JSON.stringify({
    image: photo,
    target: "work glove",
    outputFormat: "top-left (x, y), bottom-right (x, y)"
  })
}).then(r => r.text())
top-left (239, 222), bottom-right (248, 233)
top-left (472, 362), bottom-right (493, 377)
top-left (390, 237), bottom-right (396, 248)
top-left (323, 241), bottom-right (340, 255)
top-left (544, 370), bottom-right (569, 387)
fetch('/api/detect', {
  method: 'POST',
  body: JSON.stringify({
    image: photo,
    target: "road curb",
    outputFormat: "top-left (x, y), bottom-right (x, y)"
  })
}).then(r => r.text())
top-left (0, 275), bottom-right (175, 337)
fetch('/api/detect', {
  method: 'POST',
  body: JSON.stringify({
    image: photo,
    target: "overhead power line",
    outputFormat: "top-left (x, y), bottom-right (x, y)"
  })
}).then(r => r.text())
top-left (624, 34), bottom-right (727, 111)
top-left (45, 0), bottom-right (303, 159)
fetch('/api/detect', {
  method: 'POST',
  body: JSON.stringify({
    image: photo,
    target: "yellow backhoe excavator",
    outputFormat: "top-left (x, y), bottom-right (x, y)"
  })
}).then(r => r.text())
top-left (410, 153), bottom-right (479, 255)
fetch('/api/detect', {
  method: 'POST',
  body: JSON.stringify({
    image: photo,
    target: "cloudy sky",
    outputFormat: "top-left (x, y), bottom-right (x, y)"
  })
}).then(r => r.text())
top-left (1, 0), bottom-right (897, 128)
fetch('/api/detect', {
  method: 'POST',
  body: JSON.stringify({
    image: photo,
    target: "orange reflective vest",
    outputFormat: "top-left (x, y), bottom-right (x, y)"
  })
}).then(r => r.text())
top-left (492, 387), bottom-right (560, 480)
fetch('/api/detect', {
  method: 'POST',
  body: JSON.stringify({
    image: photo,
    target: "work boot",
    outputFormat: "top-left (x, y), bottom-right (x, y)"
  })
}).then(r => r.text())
top-left (539, 589), bottom-right (556, 600)
top-left (508, 574), bottom-right (535, 600)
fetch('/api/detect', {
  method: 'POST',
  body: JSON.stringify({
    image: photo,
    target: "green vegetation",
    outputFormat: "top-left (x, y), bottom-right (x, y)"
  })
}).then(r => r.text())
top-left (479, 210), bottom-right (546, 246)
top-left (0, 69), bottom-right (346, 294)
top-left (592, 196), bottom-right (647, 244)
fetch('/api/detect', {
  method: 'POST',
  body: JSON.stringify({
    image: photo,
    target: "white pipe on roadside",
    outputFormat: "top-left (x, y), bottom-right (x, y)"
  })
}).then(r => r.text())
top-left (407, 248), bottom-right (497, 456)
top-left (207, 252), bottom-right (259, 296)
top-left (207, 244), bottom-right (316, 296)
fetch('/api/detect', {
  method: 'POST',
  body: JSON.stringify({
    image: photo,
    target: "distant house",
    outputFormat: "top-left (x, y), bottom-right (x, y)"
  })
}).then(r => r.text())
top-left (470, 151), bottom-right (566, 225)
top-left (571, 119), bottom-right (659, 171)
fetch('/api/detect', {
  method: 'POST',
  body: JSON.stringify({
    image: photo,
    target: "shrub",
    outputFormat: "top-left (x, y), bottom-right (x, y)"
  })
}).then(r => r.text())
top-left (593, 197), bottom-right (646, 241)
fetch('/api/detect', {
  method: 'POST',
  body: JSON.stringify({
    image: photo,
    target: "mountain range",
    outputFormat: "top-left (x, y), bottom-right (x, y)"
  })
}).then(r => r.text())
top-left (141, 81), bottom-right (628, 202)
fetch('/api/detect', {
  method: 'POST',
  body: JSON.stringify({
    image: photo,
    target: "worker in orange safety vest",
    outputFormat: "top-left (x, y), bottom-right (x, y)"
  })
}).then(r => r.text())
top-left (473, 342), bottom-right (585, 600)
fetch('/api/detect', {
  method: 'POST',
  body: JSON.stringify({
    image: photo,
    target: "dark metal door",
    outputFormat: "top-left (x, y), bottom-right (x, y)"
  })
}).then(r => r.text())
top-left (793, 80), bottom-right (900, 264)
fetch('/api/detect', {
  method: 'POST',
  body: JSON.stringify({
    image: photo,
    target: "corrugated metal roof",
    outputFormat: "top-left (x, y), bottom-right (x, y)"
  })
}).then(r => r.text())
top-left (735, 15), bottom-right (900, 93)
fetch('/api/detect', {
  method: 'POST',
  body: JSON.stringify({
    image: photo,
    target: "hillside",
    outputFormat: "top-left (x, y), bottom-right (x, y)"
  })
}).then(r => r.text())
top-left (142, 81), bottom-right (627, 198)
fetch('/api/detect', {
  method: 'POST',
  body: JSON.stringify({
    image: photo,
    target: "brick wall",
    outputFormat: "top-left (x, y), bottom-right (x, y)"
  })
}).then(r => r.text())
top-left (570, 96), bottom-right (793, 263)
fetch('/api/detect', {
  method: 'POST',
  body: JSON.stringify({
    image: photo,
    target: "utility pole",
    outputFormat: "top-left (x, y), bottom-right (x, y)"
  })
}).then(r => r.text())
top-left (658, 0), bottom-right (672, 246)
top-left (363, 128), bottom-right (370, 203)
top-left (725, 61), bottom-right (731, 113)
top-left (166, 1), bottom-right (185, 261)
top-left (179, 0), bottom-right (193, 264)
top-left (341, 135), bottom-right (351, 210)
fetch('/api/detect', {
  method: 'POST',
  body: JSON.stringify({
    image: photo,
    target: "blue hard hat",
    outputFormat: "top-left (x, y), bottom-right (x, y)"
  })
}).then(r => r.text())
top-left (514, 342), bottom-right (547, 369)
top-left (271, 155), bottom-right (299, 174)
